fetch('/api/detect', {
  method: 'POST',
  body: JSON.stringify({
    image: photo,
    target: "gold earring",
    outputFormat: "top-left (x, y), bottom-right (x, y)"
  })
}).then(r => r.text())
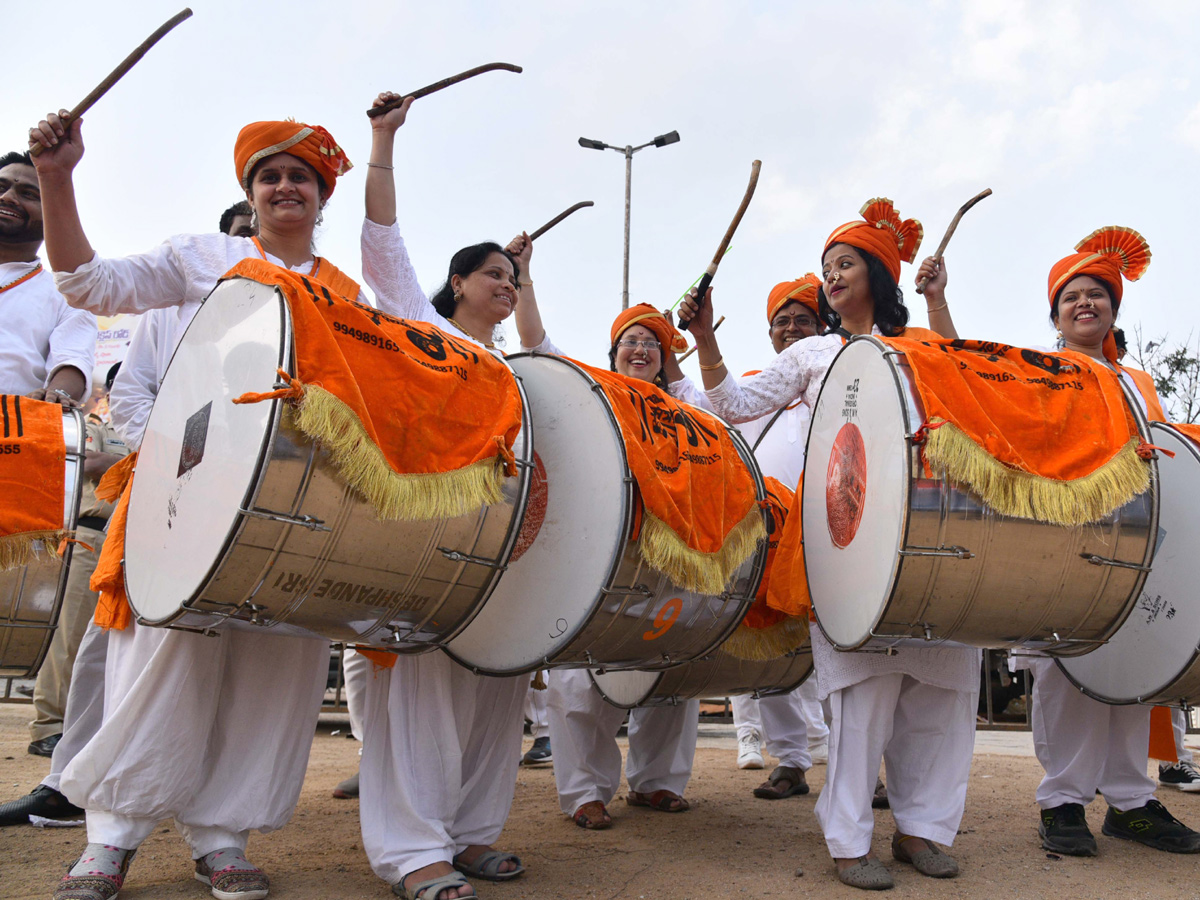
top-left (1055, 329), bottom-right (1063, 342)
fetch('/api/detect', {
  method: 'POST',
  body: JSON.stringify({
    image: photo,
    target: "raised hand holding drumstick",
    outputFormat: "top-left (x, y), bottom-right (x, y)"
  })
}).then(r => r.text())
top-left (505, 231), bottom-right (548, 350)
top-left (914, 255), bottom-right (958, 338)
top-left (28, 111), bottom-right (95, 277)
top-left (677, 285), bottom-right (728, 388)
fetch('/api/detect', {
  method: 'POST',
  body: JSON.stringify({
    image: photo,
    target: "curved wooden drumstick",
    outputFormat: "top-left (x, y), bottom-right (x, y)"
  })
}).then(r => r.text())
top-left (30, 9), bottom-right (194, 157)
top-left (678, 317), bottom-right (724, 362)
top-left (367, 63), bottom-right (524, 117)
top-left (530, 201), bottom-right (594, 240)
top-left (680, 160), bottom-right (762, 331)
top-left (915, 188), bottom-right (992, 294)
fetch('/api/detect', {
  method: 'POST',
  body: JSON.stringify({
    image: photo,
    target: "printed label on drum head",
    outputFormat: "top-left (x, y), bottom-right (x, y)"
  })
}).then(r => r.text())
top-left (826, 422), bottom-right (867, 549)
top-left (510, 452), bottom-right (548, 563)
top-left (178, 401), bottom-right (212, 478)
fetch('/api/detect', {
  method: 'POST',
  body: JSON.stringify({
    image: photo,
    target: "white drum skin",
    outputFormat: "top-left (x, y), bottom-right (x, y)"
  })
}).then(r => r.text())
top-left (1059, 422), bottom-right (1200, 706)
top-left (446, 353), bottom-right (768, 675)
top-left (123, 276), bottom-right (532, 648)
top-left (803, 337), bottom-right (1157, 655)
top-left (0, 407), bottom-right (85, 677)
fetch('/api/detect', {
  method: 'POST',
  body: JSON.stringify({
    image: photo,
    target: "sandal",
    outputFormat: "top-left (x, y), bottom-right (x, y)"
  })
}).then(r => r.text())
top-left (891, 833), bottom-right (959, 878)
top-left (452, 849), bottom-right (524, 882)
top-left (194, 848), bottom-right (270, 900)
top-left (393, 870), bottom-right (475, 899)
top-left (572, 800), bottom-right (612, 830)
top-left (836, 856), bottom-right (894, 891)
top-left (626, 790), bottom-right (690, 812)
top-left (53, 845), bottom-right (137, 900)
top-left (753, 765), bottom-right (809, 800)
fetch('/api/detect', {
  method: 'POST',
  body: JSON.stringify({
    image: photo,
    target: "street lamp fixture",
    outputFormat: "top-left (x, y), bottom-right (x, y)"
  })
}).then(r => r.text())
top-left (577, 129), bottom-right (682, 309)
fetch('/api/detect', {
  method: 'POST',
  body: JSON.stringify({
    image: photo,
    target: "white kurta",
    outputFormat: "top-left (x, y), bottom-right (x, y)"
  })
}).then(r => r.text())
top-left (547, 668), bottom-right (698, 815)
top-left (353, 221), bottom-right (533, 884)
top-left (0, 261), bottom-right (96, 396)
top-left (56, 226), bottom-right (398, 856)
top-left (706, 330), bottom-right (980, 856)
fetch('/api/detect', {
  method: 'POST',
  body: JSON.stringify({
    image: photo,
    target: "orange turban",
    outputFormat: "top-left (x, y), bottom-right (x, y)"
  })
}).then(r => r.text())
top-left (767, 274), bottom-right (821, 322)
top-left (235, 121), bottom-right (353, 198)
top-left (611, 303), bottom-right (688, 354)
top-left (823, 198), bottom-right (923, 283)
top-left (1047, 226), bottom-right (1150, 307)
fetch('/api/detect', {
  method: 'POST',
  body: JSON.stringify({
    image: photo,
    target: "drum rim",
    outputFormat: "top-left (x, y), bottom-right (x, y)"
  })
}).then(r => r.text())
top-left (126, 277), bottom-right (290, 626)
top-left (805, 335), bottom-right (910, 650)
top-left (1057, 420), bottom-right (1190, 705)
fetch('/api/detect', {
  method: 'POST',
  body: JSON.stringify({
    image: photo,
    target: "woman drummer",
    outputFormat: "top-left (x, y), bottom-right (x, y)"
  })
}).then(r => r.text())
top-left (678, 199), bottom-right (977, 890)
top-left (347, 92), bottom-right (545, 900)
top-left (508, 267), bottom-right (704, 829)
top-left (1027, 227), bottom-right (1200, 858)
top-left (28, 103), bottom-right (420, 900)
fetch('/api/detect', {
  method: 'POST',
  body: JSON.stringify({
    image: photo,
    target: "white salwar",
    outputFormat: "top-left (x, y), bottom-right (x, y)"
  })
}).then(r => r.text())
top-left (55, 227), bottom-right (394, 857)
top-left (41, 622), bottom-right (108, 794)
top-left (547, 669), bottom-right (698, 815)
top-left (525, 677), bottom-right (550, 741)
top-left (356, 219), bottom-right (544, 885)
top-left (705, 330), bottom-right (981, 857)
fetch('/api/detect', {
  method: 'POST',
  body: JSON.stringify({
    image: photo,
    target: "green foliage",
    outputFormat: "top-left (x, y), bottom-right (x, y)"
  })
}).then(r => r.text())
top-left (1128, 325), bottom-right (1200, 424)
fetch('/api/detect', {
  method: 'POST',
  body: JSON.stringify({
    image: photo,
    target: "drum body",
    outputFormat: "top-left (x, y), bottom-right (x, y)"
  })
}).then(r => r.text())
top-left (0, 409), bottom-right (85, 677)
top-left (804, 337), bottom-right (1157, 654)
top-left (124, 277), bottom-right (532, 648)
top-left (446, 353), bottom-right (767, 675)
top-left (1059, 422), bottom-right (1200, 705)
top-left (589, 642), bottom-right (813, 708)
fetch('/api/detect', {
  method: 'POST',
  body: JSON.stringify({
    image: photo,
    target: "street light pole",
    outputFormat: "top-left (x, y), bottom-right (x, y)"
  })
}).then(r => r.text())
top-left (578, 130), bottom-right (680, 309)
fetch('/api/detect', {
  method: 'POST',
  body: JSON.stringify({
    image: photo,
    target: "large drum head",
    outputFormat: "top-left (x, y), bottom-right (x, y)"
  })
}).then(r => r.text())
top-left (590, 668), bottom-right (662, 707)
top-left (804, 339), bottom-right (910, 648)
top-left (1059, 422), bottom-right (1200, 704)
top-left (446, 355), bottom-right (628, 671)
top-left (125, 278), bottom-right (285, 623)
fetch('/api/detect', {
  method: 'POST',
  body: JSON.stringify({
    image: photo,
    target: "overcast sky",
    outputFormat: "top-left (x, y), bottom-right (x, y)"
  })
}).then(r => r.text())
top-left (10, 0), bottom-right (1200, 375)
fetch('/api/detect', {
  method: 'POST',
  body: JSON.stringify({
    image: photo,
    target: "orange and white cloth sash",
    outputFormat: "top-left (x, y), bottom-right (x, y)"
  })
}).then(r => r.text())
top-left (0, 396), bottom-right (67, 570)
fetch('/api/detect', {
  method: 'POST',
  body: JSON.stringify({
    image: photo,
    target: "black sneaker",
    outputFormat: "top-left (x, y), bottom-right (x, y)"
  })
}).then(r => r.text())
top-left (27, 734), bottom-right (62, 757)
top-left (0, 785), bottom-right (83, 826)
top-left (1103, 799), bottom-right (1200, 853)
top-left (1159, 761), bottom-right (1200, 793)
top-left (521, 736), bottom-right (552, 766)
top-left (1039, 802), bottom-right (1098, 856)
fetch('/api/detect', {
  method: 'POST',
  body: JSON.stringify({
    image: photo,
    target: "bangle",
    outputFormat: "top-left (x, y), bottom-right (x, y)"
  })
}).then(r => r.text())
top-left (367, 163), bottom-right (393, 170)
top-left (926, 302), bottom-right (948, 312)
top-left (519, 280), bottom-right (533, 286)
top-left (50, 388), bottom-right (72, 400)
top-left (699, 357), bottom-right (725, 371)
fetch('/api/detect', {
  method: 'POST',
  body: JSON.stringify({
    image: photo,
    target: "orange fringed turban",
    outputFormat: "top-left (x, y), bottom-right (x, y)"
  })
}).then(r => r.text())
top-left (235, 121), bottom-right (353, 198)
top-left (767, 274), bottom-right (821, 322)
top-left (823, 198), bottom-right (923, 282)
top-left (611, 303), bottom-right (688, 354)
top-left (1047, 226), bottom-right (1151, 307)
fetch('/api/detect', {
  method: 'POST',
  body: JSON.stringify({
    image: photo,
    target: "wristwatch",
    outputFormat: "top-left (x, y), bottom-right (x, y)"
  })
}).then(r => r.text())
top-left (50, 388), bottom-right (73, 401)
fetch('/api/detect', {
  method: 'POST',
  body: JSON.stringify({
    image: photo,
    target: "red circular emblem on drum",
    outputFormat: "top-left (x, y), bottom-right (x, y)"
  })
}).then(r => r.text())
top-left (509, 452), bottom-right (548, 562)
top-left (826, 423), bottom-right (867, 549)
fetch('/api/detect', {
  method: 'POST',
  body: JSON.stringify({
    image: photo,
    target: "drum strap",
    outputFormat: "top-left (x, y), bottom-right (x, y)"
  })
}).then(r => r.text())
top-left (751, 406), bottom-right (789, 453)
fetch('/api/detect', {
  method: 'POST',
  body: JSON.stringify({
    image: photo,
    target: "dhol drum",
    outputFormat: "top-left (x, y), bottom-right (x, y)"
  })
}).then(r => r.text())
top-left (0, 407), bottom-right (85, 677)
top-left (804, 337), bottom-right (1157, 654)
top-left (1059, 422), bottom-right (1200, 705)
top-left (589, 641), bottom-right (812, 708)
top-left (446, 353), bottom-right (768, 675)
top-left (124, 276), bottom-right (532, 647)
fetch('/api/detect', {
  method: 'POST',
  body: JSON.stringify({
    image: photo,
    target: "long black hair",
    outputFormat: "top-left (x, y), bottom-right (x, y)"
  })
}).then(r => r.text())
top-left (817, 244), bottom-right (909, 337)
top-left (430, 242), bottom-right (521, 318)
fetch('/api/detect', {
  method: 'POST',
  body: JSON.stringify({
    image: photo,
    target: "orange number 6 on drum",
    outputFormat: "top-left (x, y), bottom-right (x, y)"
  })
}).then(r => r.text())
top-left (643, 597), bottom-right (682, 641)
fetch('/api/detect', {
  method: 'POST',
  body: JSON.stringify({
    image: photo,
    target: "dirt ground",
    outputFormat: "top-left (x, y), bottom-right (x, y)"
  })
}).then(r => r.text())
top-left (1, 703), bottom-right (1198, 900)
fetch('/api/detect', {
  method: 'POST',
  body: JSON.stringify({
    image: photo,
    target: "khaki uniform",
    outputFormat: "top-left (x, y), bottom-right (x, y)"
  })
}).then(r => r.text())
top-left (30, 417), bottom-right (130, 741)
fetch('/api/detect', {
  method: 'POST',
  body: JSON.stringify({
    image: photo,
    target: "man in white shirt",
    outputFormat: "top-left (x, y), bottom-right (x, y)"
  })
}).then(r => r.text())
top-left (0, 150), bottom-right (95, 405)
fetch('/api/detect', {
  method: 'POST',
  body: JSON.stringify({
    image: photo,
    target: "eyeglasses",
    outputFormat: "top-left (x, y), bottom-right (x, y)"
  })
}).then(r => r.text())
top-left (616, 339), bottom-right (662, 352)
top-left (771, 313), bottom-right (819, 330)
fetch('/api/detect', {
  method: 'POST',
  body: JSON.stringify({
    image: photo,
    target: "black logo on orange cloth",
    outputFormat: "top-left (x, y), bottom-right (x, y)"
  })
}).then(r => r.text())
top-left (624, 388), bottom-right (721, 450)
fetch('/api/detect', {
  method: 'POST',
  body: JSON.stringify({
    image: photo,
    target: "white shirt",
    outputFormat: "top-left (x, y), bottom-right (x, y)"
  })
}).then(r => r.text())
top-left (74, 224), bottom-right (421, 446)
top-left (0, 261), bottom-right (96, 396)
top-left (740, 400), bottom-right (809, 490)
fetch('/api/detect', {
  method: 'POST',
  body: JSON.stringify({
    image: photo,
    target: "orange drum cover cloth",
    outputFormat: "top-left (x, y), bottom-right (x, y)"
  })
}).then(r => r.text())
top-left (1149, 705), bottom-right (1179, 764)
top-left (722, 477), bottom-right (808, 660)
top-left (0, 396), bottom-right (66, 570)
top-left (885, 337), bottom-right (1151, 525)
top-left (228, 259), bottom-right (524, 523)
top-left (576, 360), bottom-right (764, 596)
top-left (90, 453), bottom-right (137, 630)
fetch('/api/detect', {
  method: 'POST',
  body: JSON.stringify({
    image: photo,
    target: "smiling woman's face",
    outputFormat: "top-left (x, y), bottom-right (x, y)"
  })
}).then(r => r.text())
top-left (1055, 275), bottom-right (1114, 346)
top-left (613, 323), bottom-right (662, 382)
top-left (247, 152), bottom-right (323, 232)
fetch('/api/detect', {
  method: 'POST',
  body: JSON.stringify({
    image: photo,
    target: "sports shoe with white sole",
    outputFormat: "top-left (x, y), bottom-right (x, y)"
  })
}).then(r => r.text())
top-left (737, 730), bottom-right (764, 769)
top-left (1159, 761), bottom-right (1200, 793)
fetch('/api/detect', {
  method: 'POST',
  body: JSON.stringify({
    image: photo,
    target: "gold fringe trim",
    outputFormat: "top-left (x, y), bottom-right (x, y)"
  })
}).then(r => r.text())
top-left (0, 530), bottom-right (69, 571)
top-left (291, 385), bottom-right (508, 521)
top-left (922, 421), bottom-right (1150, 526)
top-left (721, 615), bottom-right (809, 661)
top-left (637, 506), bottom-right (766, 595)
